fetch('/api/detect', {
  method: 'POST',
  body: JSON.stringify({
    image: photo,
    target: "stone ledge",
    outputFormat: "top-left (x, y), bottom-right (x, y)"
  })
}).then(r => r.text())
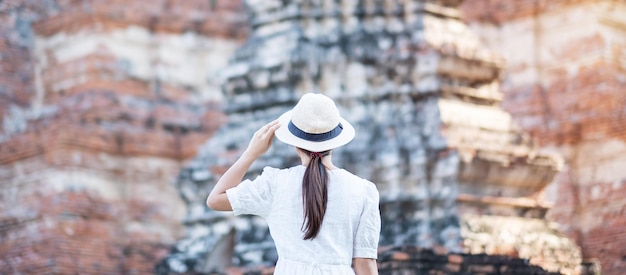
top-left (31, 3), bottom-right (247, 39)
top-left (378, 246), bottom-right (562, 275)
top-left (457, 193), bottom-right (553, 210)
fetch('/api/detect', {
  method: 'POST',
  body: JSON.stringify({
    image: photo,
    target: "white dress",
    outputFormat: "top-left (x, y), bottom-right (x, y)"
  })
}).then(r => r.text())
top-left (226, 165), bottom-right (381, 275)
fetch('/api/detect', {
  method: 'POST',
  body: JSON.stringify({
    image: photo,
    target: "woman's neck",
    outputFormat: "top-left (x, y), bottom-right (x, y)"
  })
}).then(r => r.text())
top-left (299, 153), bottom-right (339, 170)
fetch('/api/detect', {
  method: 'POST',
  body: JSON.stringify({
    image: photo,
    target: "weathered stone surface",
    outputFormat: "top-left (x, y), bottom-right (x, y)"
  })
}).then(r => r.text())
top-left (462, 1), bottom-right (626, 274)
top-left (462, 215), bottom-right (581, 275)
top-left (0, 0), bottom-right (245, 274)
top-left (378, 246), bottom-right (562, 275)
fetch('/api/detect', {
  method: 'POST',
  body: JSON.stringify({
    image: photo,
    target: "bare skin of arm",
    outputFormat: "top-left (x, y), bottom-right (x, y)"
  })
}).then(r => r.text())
top-left (206, 120), bottom-right (281, 211)
top-left (353, 258), bottom-right (378, 275)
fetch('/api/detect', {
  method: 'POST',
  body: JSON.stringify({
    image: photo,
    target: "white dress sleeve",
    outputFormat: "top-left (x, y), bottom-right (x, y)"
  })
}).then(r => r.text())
top-left (225, 166), bottom-right (278, 218)
top-left (353, 180), bottom-right (381, 259)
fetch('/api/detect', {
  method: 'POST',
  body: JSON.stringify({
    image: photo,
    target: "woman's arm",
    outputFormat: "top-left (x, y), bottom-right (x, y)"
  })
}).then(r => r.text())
top-left (206, 120), bottom-right (280, 211)
top-left (353, 258), bottom-right (378, 275)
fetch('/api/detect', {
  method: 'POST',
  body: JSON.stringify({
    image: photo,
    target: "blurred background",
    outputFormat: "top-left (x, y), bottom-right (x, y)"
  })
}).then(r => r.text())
top-left (0, 0), bottom-right (625, 274)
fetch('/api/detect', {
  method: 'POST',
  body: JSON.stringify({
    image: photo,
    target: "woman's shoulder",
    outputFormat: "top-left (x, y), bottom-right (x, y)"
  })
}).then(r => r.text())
top-left (333, 169), bottom-right (378, 190)
top-left (336, 171), bottom-right (379, 205)
top-left (260, 165), bottom-right (305, 177)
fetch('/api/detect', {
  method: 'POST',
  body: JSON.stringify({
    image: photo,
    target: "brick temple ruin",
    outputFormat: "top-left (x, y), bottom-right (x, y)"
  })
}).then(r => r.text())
top-left (0, 0), bottom-right (247, 273)
top-left (1, 0), bottom-right (624, 275)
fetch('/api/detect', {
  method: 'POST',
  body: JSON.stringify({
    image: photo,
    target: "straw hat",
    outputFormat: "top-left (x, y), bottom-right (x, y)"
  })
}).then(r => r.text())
top-left (275, 93), bottom-right (355, 152)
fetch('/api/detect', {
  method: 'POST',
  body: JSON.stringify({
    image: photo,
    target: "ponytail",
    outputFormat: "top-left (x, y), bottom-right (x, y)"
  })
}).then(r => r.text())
top-left (300, 148), bottom-right (330, 240)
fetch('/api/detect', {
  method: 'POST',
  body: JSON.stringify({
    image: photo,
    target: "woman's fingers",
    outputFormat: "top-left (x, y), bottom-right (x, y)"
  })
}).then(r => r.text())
top-left (262, 121), bottom-right (280, 141)
top-left (260, 120), bottom-right (280, 135)
top-left (245, 120), bottom-right (282, 158)
top-left (267, 120), bottom-right (280, 129)
top-left (268, 120), bottom-right (280, 132)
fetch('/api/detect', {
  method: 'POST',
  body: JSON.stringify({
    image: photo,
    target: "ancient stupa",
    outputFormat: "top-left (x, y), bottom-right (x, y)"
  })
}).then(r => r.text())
top-left (160, 0), bottom-right (582, 274)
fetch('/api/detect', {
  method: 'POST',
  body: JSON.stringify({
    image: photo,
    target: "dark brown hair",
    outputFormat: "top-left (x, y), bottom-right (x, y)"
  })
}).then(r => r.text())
top-left (300, 148), bottom-right (331, 240)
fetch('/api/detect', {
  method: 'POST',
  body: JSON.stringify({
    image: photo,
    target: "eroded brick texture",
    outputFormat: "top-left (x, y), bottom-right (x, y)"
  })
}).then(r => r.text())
top-left (461, 0), bottom-right (603, 25)
top-left (0, 0), bottom-right (246, 274)
top-left (462, 0), bottom-right (626, 274)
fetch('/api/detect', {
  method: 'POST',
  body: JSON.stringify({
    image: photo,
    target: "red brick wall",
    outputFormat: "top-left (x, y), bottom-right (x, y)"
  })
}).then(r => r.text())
top-left (460, 0), bottom-right (601, 25)
top-left (461, 1), bottom-right (626, 274)
top-left (0, 154), bottom-right (188, 274)
top-left (0, 1), bottom-right (245, 274)
top-left (0, 2), bottom-right (36, 117)
top-left (500, 63), bottom-right (626, 145)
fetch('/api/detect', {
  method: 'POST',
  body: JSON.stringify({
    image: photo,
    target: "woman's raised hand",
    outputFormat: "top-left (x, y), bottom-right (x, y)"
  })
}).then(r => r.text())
top-left (243, 120), bottom-right (281, 159)
top-left (208, 119), bottom-right (281, 211)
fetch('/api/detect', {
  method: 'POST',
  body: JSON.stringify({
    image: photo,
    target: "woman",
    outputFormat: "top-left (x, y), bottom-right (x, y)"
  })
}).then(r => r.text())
top-left (207, 93), bottom-right (380, 275)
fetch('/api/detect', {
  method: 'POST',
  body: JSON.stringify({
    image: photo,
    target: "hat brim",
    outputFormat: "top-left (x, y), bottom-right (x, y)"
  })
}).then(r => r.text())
top-left (274, 110), bottom-right (355, 152)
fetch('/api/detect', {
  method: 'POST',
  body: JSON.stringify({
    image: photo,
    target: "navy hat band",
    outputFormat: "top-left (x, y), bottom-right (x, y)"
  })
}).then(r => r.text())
top-left (288, 121), bottom-right (343, 142)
